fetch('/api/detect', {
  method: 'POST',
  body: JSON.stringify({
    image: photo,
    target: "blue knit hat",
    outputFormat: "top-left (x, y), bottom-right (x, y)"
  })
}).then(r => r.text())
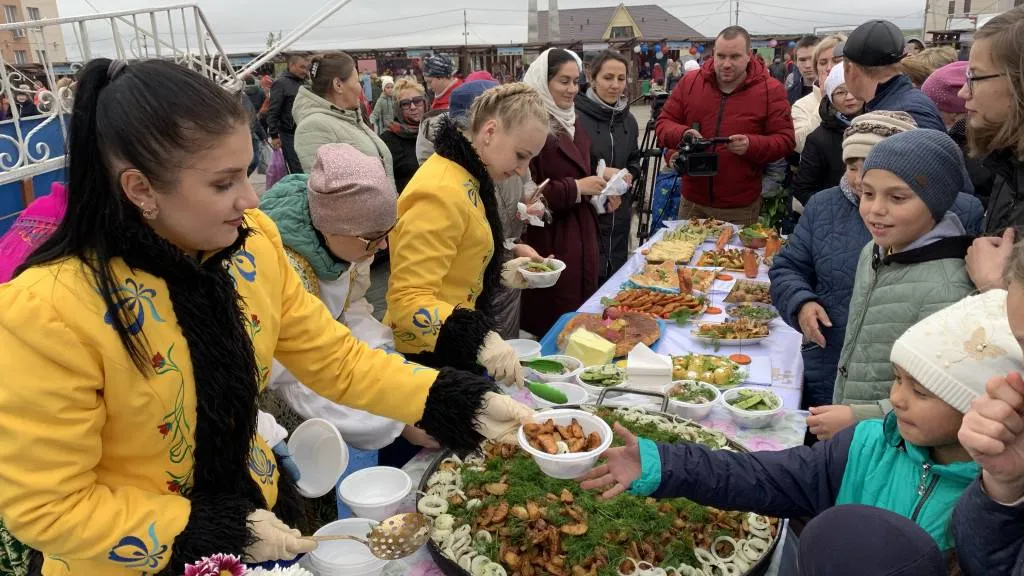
top-left (862, 129), bottom-right (965, 223)
top-left (450, 80), bottom-right (498, 119)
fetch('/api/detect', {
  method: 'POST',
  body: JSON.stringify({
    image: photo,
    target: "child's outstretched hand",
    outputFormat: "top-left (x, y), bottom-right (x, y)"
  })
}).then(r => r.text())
top-left (806, 405), bottom-right (855, 441)
top-left (960, 372), bottom-right (1024, 504)
top-left (578, 422), bottom-right (641, 499)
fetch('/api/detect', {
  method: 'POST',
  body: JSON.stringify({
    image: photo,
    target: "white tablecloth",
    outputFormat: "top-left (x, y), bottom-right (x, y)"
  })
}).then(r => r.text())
top-left (579, 220), bottom-right (806, 410)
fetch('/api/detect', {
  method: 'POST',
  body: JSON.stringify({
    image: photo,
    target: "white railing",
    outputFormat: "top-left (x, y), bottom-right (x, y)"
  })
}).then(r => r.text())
top-left (0, 0), bottom-right (354, 187)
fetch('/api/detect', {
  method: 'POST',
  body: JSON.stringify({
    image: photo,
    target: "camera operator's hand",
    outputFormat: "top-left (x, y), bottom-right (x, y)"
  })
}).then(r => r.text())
top-left (683, 128), bottom-right (703, 142)
top-left (575, 176), bottom-right (606, 196)
top-left (727, 134), bottom-right (750, 156)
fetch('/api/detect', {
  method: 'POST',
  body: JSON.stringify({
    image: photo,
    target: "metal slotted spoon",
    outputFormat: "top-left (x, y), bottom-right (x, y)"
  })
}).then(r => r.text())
top-left (311, 512), bottom-right (433, 560)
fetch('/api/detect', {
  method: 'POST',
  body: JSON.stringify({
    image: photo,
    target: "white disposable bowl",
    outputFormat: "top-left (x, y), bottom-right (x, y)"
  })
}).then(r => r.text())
top-left (722, 387), bottom-right (783, 429)
top-left (519, 258), bottom-right (566, 289)
top-left (524, 355), bottom-right (583, 383)
top-left (337, 466), bottom-right (412, 522)
top-left (575, 364), bottom-right (627, 397)
top-left (287, 418), bottom-right (349, 498)
top-left (518, 409), bottom-right (612, 479)
top-left (309, 517), bottom-right (387, 575)
top-left (530, 381), bottom-right (590, 408)
top-left (508, 338), bottom-right (542, 361)
top-left (663, 380), bottom-right (721, 421)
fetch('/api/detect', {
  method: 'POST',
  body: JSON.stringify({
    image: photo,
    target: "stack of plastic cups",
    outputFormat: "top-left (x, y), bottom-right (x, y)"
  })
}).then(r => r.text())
top-left (335, 447), bottom-right (379, 519)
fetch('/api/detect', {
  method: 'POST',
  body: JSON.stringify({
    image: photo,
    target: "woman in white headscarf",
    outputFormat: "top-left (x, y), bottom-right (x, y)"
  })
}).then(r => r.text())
top-left (519, 48), bottom-right (617, 336)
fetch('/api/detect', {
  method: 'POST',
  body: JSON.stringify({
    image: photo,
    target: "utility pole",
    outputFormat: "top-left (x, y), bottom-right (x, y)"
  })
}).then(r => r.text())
top-left (729, 0), bottom-right (734, 25)
top-left (463, 9), bottom-right (468, 46)
top-left (735, 1), bottom-right (740, 26)
top-left (921, 0), bottom-right (929, 45)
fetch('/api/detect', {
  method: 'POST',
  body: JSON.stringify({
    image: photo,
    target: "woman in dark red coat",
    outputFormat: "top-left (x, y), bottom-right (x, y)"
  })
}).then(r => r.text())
top-left (520, 48), bottom-right (613, 336)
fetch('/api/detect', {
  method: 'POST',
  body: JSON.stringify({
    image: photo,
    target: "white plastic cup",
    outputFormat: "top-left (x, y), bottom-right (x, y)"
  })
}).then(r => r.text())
top-left (507, 338), bottom-right (542, 361)
top-left (517, 409), bottom-right (613, 479)
top-left (287, 418), bottom-right (349, 498)
top-left (337, 466), bottom-right (412, 522)
top-left (529, 381), bottom-right (589, 408)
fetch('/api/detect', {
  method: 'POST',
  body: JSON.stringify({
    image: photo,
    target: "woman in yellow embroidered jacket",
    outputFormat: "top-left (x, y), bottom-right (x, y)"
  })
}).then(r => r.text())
top-left (386, 82), bottom-right (550, 384)
top-left (0, 59), bottom-right (532, 576)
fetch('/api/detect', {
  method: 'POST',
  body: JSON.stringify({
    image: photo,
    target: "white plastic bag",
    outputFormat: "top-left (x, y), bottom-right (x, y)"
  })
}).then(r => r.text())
top-left (590, 166), bottom-right (630, 215)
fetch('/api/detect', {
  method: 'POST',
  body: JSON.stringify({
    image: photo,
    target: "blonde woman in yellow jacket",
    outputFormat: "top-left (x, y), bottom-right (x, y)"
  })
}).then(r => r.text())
top-left (0, 59), bottom-right (532, 576)
top-left (386, 81), bottom-right (551, 384)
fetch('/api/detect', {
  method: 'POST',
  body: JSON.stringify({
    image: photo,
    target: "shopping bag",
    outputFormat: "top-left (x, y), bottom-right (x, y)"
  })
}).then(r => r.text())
top-left (266, 148), bottom-right (287, 189)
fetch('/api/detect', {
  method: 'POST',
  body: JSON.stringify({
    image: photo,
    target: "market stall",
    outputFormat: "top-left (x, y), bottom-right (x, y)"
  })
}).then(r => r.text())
top-left (384, 219), bottom-right (809, 576)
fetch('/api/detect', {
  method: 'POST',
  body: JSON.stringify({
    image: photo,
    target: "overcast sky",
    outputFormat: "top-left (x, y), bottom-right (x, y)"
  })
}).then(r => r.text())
top-left (53, 0), bottom-right (933, 55)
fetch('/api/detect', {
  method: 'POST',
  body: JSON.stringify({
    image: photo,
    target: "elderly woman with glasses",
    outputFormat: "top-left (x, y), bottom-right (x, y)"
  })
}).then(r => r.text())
top-left (381, 78), bottom-right (428, 194)
top-left (258, 143), bottom-right (443, 468)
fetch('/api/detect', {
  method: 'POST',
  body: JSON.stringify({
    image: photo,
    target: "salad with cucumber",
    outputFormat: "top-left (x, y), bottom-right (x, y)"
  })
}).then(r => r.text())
top-left (578, 364), bottom-right (625, 388)
top-left (668, 381), bottom-right (718, 405)
top-left (726, 389), bottom-right (780, 411)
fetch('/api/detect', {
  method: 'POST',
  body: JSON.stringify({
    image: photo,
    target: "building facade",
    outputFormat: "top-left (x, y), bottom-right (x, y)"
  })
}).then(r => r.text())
top-left (924, 0), bottom-right (1021, 40)
top-left (0, 0), bottom-right (67, 66)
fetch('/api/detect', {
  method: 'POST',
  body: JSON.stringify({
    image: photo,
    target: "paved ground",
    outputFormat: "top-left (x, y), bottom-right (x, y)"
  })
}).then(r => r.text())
top-left (252, 102), bottom-right (656, 324)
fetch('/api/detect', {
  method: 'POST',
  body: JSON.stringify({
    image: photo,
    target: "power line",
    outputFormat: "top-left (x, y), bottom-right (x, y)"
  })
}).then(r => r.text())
top-left (689, 0), bottom-right (733, 31)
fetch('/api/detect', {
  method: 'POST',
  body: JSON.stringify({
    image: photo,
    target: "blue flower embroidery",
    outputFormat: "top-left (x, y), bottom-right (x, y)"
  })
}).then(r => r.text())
top-left (228, 248), bottom-right (257, 284)
top-left (108, 522), bottom-right (167, 570)
top-left (248, 444), bottom-right (277, 485)
top-left (103, 278), bottom-right (165, 335)
top-left (464, 180), bottom-right (479, 207)
top-left (411, 307), bottom-right (442, 337)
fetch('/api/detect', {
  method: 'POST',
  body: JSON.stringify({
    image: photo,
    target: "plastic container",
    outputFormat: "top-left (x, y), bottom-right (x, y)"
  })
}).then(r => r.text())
top-left (307, 517), bottom-right (387, 576)
top-left (518, 258), bottom-right (566, 289)
top-left (529, 381), bottom-right (590, 409)
top-left (337, 466), bottom-right (412, 522)
top-left (508, 338), bottom-right (542, 361)
top-left (523, 355), bottom-right (583, 383)
top-left (663, 380), bottom-right (721, 421)
top-left (575, 364), bottom-right (627, 397)
top-left (722, 387), bottom-right (783, 429)
top-left (517, 409), bottom-right (612, 479)
top-left (287, 418), bottom-right (349, 498)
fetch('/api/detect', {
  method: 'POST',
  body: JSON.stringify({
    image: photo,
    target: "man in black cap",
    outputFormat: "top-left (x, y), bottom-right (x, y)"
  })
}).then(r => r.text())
top-left (842, 19), bottom-right (946, 132)
top-left (423, 54), bottom-right (462, 111)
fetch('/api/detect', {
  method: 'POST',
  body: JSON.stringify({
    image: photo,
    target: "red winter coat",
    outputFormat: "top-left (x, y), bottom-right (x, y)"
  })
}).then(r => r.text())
top-left (655, 57), bottom-right (795, 208)
top-left (521, 121), bottom-right (600, 337)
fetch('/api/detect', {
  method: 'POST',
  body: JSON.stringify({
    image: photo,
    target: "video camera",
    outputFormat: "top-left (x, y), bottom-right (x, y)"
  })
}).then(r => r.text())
top-left (672, 122), bottom-right (731, 177)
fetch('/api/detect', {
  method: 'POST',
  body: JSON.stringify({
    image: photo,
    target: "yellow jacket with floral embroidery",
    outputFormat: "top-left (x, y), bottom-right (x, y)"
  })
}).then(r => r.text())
top-left (0, 210), bottom-right (438, 576)
top-left (385, 153), bottom-right (494, 354)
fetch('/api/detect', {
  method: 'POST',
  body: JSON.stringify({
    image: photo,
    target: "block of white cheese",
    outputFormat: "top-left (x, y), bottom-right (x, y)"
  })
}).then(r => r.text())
top-left (563, 328), bottom-right (616, 367)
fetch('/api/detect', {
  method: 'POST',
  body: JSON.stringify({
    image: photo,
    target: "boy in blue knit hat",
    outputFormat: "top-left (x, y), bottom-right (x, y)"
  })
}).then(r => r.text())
top-left (808, 129), bottom-right (977, 439)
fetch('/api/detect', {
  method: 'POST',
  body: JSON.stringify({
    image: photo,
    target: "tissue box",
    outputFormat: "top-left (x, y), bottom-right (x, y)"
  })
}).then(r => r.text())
top-left (563, 328), bottom-right (616, 367)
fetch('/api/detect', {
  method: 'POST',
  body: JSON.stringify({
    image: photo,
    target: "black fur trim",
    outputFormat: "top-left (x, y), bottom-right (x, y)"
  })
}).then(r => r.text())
top-left (433, 117), bottom-right (504, 316)
top-left (271, 451), bottom-right (305, 529)
top-left (113, 214), bottom-right (267, 566)
top-left (159, 495), bottom-right (257, 575)
top-left (416, 367), bottom-right (500, 454)
top-left (432, 307), bottom-right (493, 373)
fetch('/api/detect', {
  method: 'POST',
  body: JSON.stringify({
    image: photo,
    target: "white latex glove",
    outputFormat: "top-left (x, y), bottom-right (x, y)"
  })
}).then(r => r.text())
top-left (501, 257), bottom-right (533, 289)
top-left (475, 391), bottom-right (535, 444)
top-left (477, 331), bottom-right (524, 386)
top-left (244, 509), bottom-right (317, 563)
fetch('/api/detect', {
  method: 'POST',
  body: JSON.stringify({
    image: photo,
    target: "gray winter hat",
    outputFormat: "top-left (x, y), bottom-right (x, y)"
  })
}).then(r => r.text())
top-left (862, 129), bottom-right (965, 223)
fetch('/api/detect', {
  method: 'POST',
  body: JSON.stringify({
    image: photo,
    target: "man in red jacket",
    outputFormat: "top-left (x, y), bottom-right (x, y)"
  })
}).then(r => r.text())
top-left (656, 26), bottom-right (795, 225)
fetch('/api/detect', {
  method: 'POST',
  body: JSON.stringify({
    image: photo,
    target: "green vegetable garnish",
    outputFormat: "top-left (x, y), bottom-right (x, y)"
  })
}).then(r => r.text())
top-left (579, 365), bottom-right (624, 387)
top-left (527, 381), bottom-right (569, 404)
top-left (669, 382), bottom-right (717, 404)
top-left (522, 359), bottom-right (566, 374)
top-left (727, 389), bottom-right (779, 411)
top-left (523, 262), bottom-right (555, 273)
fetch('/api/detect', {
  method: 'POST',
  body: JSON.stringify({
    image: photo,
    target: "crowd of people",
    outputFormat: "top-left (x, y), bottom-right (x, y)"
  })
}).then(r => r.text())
top-left (0, 5), bottom-right (1022, 576)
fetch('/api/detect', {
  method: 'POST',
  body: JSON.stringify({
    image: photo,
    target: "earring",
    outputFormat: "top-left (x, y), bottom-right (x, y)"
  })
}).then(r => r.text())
top-left (141, 205), bottom-right (158, 220)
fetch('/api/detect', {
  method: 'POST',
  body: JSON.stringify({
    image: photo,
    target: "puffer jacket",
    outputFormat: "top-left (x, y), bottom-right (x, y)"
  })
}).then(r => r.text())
top-left (981, 148), bottom-right (1024, 235)
top-left (865, 74), bottom-right (945, 132)
top-left (792, 97), bottom-right (850, 207)
top-left (954, 478), bottom-right (1024, 576)
top-left (292, 86), bottom-right (395, 184)
top-left (792, 86), bottom-right (822, 154)
top-left (369, 94), bottom-right (397, 134)
top-left (769, 186), bottom-right (983, 408)
top-left (655, 57), bottom-right (795, 209)
top-left (575, 91), bottom-right (642, 283)
top-left (833, 215), bottom-right (975, 420)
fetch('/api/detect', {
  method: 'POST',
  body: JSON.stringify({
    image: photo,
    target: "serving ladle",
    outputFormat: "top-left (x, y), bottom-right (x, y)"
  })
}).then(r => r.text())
top-left (309, 512), bottom-right (432, 560)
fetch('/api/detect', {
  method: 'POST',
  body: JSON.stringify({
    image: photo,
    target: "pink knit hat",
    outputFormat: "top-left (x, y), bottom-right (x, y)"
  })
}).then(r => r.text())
top-left (921, 60), bottom-right (968, 114)
top-left (0, 182), bottom-right (67, 283)
top-left (466, 70), bottom-right (497, 83)
top-left (307, 143), bottom-right (396, 236)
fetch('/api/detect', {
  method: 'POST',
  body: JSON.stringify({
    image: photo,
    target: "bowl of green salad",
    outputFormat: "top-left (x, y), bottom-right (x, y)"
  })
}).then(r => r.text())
top-left (664, 380), bottom-right (722, 421)
top-left (518, 258), bottom-right (566, 289)
top-left (575, 364), bottom-right (626, 397)
top-left (722, 387), bottom-right (782, 428)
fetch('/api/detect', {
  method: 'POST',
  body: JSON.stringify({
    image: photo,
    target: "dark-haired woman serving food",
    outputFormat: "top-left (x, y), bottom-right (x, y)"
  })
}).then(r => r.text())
top-left (0, 58), bottom-right (532, 576)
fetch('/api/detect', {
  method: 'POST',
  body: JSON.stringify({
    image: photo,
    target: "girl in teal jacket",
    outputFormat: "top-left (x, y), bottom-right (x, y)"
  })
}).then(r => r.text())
top-left (581, 290), bottom-right (1022, 552)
